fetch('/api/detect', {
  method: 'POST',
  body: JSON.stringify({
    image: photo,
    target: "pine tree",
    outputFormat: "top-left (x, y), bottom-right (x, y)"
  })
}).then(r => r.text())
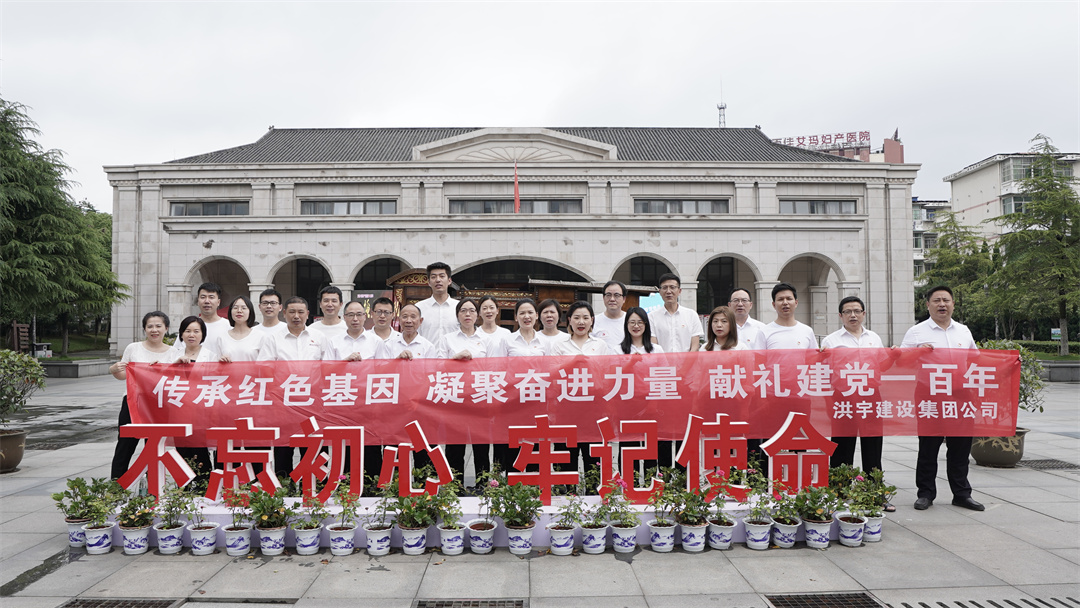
top-left (991, 135), bottom-right (1080, 356)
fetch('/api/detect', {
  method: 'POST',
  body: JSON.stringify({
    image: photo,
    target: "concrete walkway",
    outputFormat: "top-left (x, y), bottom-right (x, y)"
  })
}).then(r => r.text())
top-left (2, 380), bottom-right (1077, 608)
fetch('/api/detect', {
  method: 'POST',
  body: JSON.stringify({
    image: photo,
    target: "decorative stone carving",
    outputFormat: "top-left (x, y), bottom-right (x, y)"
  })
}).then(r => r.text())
top-left (456, 146), bottom-right (575, 163)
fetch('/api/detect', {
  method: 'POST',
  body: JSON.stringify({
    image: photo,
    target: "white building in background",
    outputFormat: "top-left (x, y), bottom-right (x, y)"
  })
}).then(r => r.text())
top-left (912, 197), bottom-right (950, 280)
top-left (944, 151), bottom-right (1079, 240)
top-left (105, 126), bottom-right (920, 354)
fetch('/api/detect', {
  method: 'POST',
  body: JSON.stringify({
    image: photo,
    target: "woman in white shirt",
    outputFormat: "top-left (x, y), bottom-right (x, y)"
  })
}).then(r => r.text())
top-left (536, 298), bottom-right (569, 351)
top-left (109, 311), bottom-right (178, 479)
top-left (172, 316), bottom-right (217, 482)
top-left (704, 306), bottom-right (748, 351)
top-left (619, 307), bottom-right (664, 355)
top-left (214, 296), bottom-right (262, 362)
top-left (477, 295), bottom-right (511, 356)
top-left (494, 298), bottom-right (548, 471)
top-left (436, 298), bottom-right (489, 481)
top-left (550, 301), bottom-right (612, 356)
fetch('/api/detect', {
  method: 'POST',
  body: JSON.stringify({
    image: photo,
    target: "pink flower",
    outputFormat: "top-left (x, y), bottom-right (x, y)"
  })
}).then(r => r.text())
top-left (855, 475), bottom-right (865, 482)
top-left (488, 479), bottom-right (500, 488)
top-left (747, 468), bottom-right (757, 474)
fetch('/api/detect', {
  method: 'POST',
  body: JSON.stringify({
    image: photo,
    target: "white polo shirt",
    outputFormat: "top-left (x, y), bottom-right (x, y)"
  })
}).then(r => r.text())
top-left (416, 296), bottom-right (460, 344)
top-left (380, 333), bottom-right (437, 359)
top-left (550, 336), bottom-right (612, 356)
top-left (900, 318), bottom-right (977, 350)
top-left (624, 342), bottom-right (665, 355)
top-left (502, 331), bottom-right (550, 357)
top-left (436, 329), bottom-right (488, 359)
top-left (257, 328), bottom-right (325, 361)
top-left (764, 322), bottom-right (818, 350)
top-left (821, 327), bottom-right (884, 350)
top-left (735, 317), bottom-right (768, 350)
top-left (592, 312), bottom-right (626, 348)
top-left (705, 341), bottom-right (749, 352)
top-left (324, 330), bottom-right (384, 361)
top-left (202, 316), bottom-right (231, 346)
top-left (306, 318), bottom-right (348, 341)
top-left (478, 326), bottom-right (512, 357)
top-left (210, 330), bottom-right (263, 362)
top-left (536, 331), bottom-right (570, 352)
top-left (648, 305), bottom-right (703, 353)
top-left (252, 322), bottom-right (289, 339)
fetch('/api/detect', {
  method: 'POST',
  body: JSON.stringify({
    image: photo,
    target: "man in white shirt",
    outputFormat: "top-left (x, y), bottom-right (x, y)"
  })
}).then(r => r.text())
top-left (764, 283), bottom-right (818, 350)
top-left (195, 282), bottom-right (230, 345)
top-left (416, 262), bottom-right (460, 344)
top-left (306, 286), bottom-right (348, 340)
top-left (381, 303), bottom-right (436, 359)
top-left (592, 281), bottom-right (627, 348)
top-left (901, 286), bottom-right (984, 512)
top-left (369, 297), bottom-right (400, 344)
top-left (820, 296), bottom-right (892, 511)
top-left (253, 288), bottom-right (288, 337)
top-left (325, 301), bottom-right (382, 361)
top-left (257, 296), bottom-right (325, 479)
top-left (728, 288), bottom-right (767, 350)
top-left (648, 273), bottom-right (703, 353)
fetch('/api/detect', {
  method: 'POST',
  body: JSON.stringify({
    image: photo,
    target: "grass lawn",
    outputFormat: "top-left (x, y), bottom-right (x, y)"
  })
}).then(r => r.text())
top-left (37, 333), bottom-right (110, 353)
top-left (1036, 353), bottom-right (1080, 362)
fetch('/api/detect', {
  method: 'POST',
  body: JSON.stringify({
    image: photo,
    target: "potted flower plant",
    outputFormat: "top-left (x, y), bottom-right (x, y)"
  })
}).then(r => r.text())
top-left (849, 470), bottom-right (895, 543)
top-left (646, 482), bottom-right (678, 553)
top-left (186, 491), bottom-right (219, 555)
top-left (116, 491), bottom-right (157, 555)
top-left (579, 495), bottom-right (608, 554)
top-left (549, 493), bottom-right (585, 556)
top-left (433, 478), bottom-right (465, 555)
top-left (706, 476), bottom-right (737, 550)
top-left (363, 477), bottom-right (395, 556)
top-left (480, 471), bottom-right (542, 556)
top-left (80, 477), bottom-right (125, 555)
top-left (52, 477), bottom-right (96, 547)
top-left (249, 487), bottom-right (295, 556)
top-left (673, 483), bottom-right (711, 552)
top-left (389, 489), bottom-right (440, 556)
top-left (291, 495), bottom-right (329, 555)
top-left (221, 486), bottom-right (253, 556)
top-left (601, 475), bottom-right (641, 553)
top-left (768, 481), bottom-right (802, 549)
top-left (834, 473), bottom-right (869, 547)
top-left (972, 339), bottom-right (1045, 467)
top-left (327, 478), bottom-right (361, 556)
top-left (155, 484), bottom-right (193, 555)
top-left (0, 350), bottom-right (46, 473)
top-left (795, 484), bottom-right (837, 549)
top-left (740, 468), bottom-right (774, 550)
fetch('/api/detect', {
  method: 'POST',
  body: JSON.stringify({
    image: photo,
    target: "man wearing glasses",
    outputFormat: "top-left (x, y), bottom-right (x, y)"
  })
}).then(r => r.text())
top-left (253, 288), bottom-right (288, 337)
top-left (649, 273), bottom-right (703, 353)
top-left (593, 280), bottom-right (628, 348)
top-left (728, 288), bottom-right (766, 350)
top-left (325, 300), bottom-right (382, 361)
top-left (368, 297), bottom-right (400, 344)
top-left (819, 296), bottom-right (894, 511)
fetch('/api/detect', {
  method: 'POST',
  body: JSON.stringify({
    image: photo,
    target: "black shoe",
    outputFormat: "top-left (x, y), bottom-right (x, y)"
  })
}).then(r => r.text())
top-left (951, 496), bottom-right (985, 511)
top-left (914, 497), bottom-right (933, 510)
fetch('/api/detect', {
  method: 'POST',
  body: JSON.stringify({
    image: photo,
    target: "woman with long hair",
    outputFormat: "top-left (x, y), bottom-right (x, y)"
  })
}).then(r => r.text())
top-left (619, 307), bottom-right (664, 354)
top-left (214, 296), bottom-right (262, 362)
top-left (704, 306), bottom-right (747, 351)
top-left (550, 301), bottom-right (611, 356)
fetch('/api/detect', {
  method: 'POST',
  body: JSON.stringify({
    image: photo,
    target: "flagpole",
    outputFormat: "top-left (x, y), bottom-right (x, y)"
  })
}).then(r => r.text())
top-left (514, 161), bottom-right (521, 214)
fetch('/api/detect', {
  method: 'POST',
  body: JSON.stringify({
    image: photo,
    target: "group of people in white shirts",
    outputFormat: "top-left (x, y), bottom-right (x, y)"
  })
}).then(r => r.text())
top-left (109, 262), bottom-right (982, 511)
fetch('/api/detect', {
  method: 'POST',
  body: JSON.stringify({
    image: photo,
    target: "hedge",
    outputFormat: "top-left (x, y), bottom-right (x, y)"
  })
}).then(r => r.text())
top-left (1012, 340), bottom-right (1079, 355)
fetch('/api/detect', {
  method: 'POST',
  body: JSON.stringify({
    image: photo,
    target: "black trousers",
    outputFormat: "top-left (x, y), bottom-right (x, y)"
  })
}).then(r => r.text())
top-left (830, 436), bottom-right (883, 473)
top-left (110, 396), bottom-right (139, 480)
top-left (915, 436), bottom-right (972, 501)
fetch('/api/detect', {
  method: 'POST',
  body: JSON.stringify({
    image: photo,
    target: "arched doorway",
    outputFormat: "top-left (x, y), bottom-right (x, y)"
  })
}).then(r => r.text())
top-left (189, 257), bottom-right (251, 315)
top-left (612, 255), bottom-right (674, 288)
top-left (696, 256), bottom-right (759, 313)
top-left (776, 255), bottom-right (843, 335)
top-left (270, 257), bottom-right (333, 312)
top-left (453, 259), bottom-right (589, 290)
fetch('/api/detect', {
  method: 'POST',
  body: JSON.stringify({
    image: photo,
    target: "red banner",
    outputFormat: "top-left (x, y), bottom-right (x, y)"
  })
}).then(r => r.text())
top-left (127, 349), bottom-right (1020, 448)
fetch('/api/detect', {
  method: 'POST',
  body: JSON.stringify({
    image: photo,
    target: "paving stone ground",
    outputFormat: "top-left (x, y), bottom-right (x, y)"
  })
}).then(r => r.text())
top-left (2, 378), bottom-right (1077, 607)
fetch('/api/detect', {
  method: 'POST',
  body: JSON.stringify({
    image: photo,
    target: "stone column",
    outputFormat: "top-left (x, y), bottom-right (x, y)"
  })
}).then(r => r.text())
top-left (273, 183), bottom-right (295, 215)
top-left (610, 181), bottom-right (631, 214)
top-left (138, 185), bottom-right (164, 317)
top-left (167, 284), bottom-right (193, 334)
top-left (755, 281), bottom-right (779, 324)
top-left (112, 185), bottom-right (140, 355)
top-left (587, 181), bottom-right (608, 214)
top-left (251, 183), bottom-right (272, 215)
top-left (734, 183), bottom-right (756, 214)
top-left (886, 183), bottom-right (915, 345)
top-left (249, 283), bottom-right (273, 304)
top-left (332, 282), bottom-right (355, 304)
top-left (757, 182), bottom-right (778, 214)
top-left (400, 182), bottom-right (420, 215)
top-left (836, 281), bottom-right (862, 299)
top-left (808, 285), bottom-right (830, 336)
top-left (423, 182), bottom-right (444, 214)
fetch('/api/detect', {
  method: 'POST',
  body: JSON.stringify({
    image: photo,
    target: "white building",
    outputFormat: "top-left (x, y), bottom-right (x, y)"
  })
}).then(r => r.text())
top-left (105, 126), bottom-right (920, 354)
top-left (912, 197), bottom-right (950, 280)
top-left (944, 151), bottom-right (1079, 240)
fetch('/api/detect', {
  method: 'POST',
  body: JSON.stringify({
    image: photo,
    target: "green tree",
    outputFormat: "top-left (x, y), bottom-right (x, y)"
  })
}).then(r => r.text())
top-left (0, 99), bottom-right (128, 355)
top-left (916, 211), bottom-right (992, 326)
top-left (990, 134), bottom-right (1080, 356)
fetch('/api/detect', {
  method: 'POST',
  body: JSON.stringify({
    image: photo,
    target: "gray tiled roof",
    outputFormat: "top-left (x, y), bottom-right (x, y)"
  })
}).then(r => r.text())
top-left (169, 127), bottom-right (855, 164)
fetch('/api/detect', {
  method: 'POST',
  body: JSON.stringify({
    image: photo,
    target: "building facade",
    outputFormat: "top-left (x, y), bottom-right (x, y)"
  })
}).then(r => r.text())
top-left (912, 197), bottom-right (950, 280)
top-left (944, 152), bottom-right (1079, 240)
top-left (105, 127), bottom-right (920, 354)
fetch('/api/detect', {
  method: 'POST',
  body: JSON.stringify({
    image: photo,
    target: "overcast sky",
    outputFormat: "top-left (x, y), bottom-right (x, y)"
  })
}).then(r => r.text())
top-left (3, 1), bottom-right (1077, 212)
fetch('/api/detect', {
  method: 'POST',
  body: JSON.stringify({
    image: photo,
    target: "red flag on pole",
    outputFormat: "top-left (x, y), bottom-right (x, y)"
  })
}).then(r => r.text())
top-left (513, 161), bottom-right (521, 213)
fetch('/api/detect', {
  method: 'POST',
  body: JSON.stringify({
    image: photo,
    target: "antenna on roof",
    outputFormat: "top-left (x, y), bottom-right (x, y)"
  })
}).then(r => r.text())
top-left (716, 79), bottom-right (727, 128)
top-left (268, 125), bottom-right (275, 131)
